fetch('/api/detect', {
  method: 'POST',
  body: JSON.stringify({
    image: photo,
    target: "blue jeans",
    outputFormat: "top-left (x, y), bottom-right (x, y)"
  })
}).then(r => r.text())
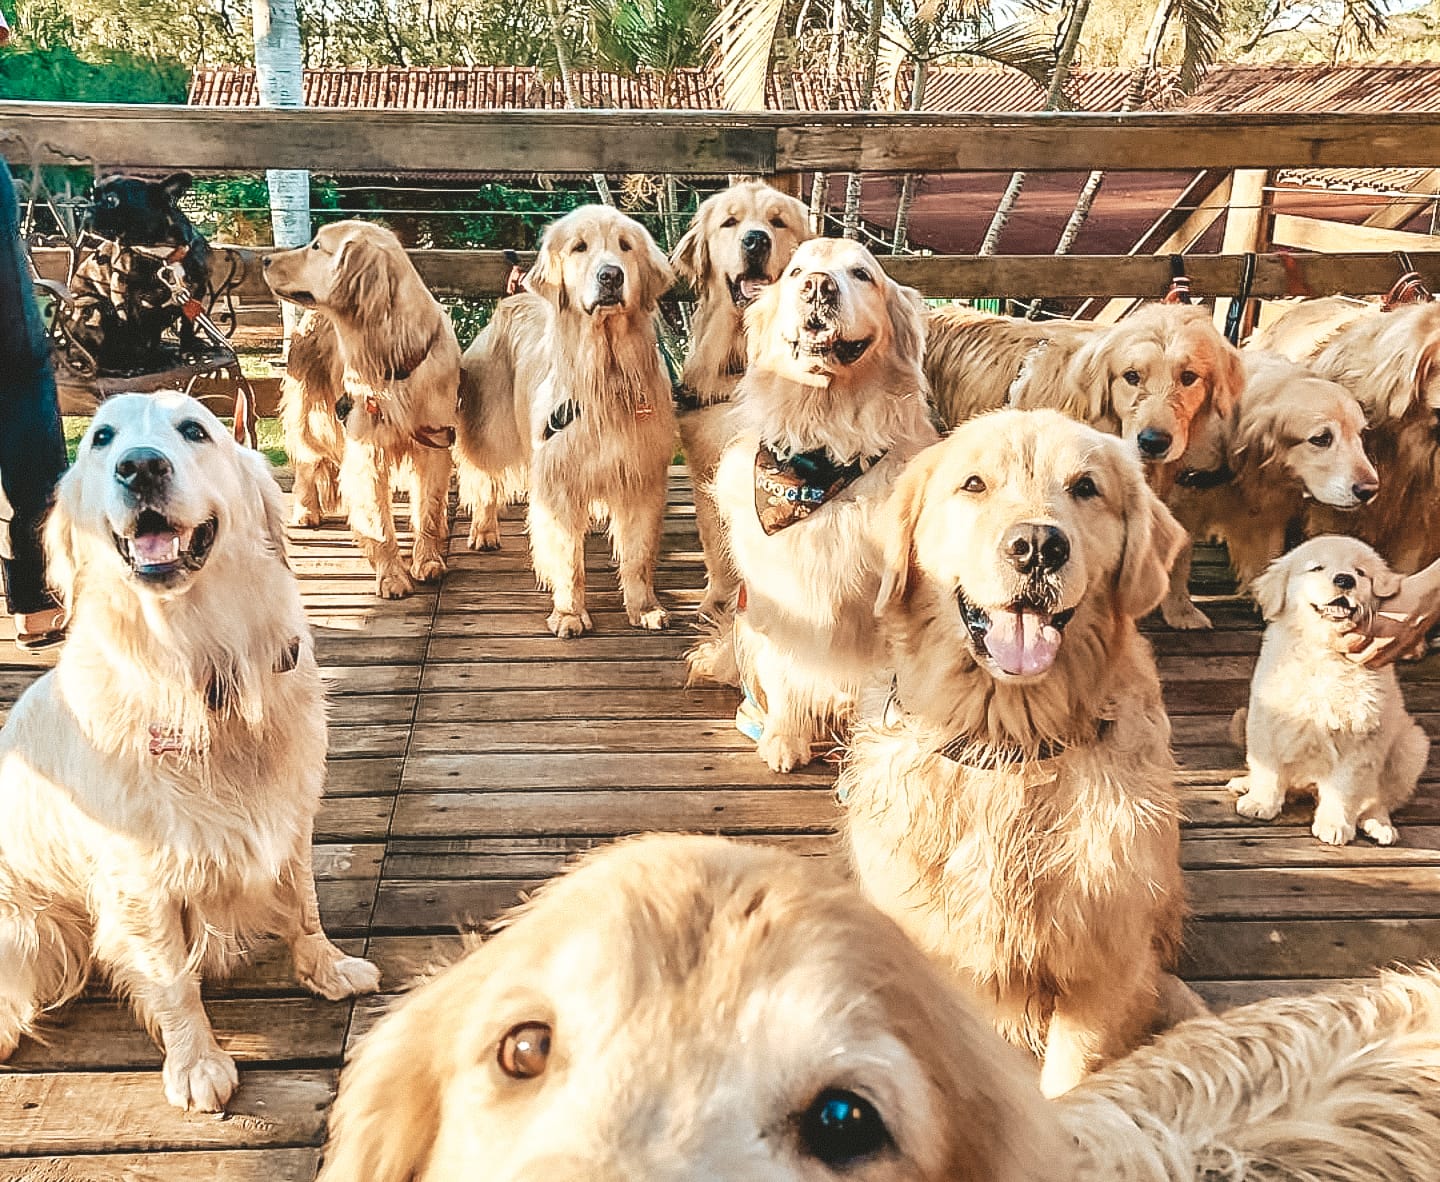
top-left (0, 158), bottom-right (67, 616)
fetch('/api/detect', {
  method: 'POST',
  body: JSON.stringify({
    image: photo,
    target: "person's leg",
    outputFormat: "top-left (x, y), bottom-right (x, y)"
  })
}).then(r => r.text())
top-left (0, 158), bottom-right (68, 640)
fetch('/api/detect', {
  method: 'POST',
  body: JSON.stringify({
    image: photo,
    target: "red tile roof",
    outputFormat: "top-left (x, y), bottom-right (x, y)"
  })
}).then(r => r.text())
top-left (188, 62), bottom-right (1440, 115)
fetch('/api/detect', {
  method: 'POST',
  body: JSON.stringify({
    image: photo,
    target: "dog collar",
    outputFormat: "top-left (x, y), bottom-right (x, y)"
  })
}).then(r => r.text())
top-left (150, 637), bottom-right (303, 758)
top-left (753, 443), bottom-right (886, 535)
top-left (1175, 463), bottom-right (1236, 490)
top-left (881, 681), bottom-right (1114, 768)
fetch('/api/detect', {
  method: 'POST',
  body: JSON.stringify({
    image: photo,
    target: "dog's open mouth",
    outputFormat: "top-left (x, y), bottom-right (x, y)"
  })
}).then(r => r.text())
top-left (727, 274), bottom-right (772, 307)
top-left (958, 587), bottom-right (1075, 678)
top-left (113, 510), bottom-right (219, 582)
top-left (1314, 596), bottom-right (1358, 622)
top-left (275, 287), bottom-right (316, 308)
top-left (787, 324), bottom-right (873, 367)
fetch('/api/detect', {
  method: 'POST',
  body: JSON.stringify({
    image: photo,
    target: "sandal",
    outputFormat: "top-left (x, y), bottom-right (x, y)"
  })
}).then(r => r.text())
top-left (14, 608), bottom-right (66, 652)
top-left (16, 627), bottom-right (65, 652)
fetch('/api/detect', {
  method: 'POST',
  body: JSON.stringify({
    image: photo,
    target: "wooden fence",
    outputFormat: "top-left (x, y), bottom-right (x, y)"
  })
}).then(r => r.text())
top-left (6, 101), bottom-right (1440, 303)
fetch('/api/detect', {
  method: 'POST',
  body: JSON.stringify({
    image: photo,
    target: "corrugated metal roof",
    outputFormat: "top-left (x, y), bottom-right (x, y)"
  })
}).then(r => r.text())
top-left (189, 62), bottom-right (1440, 115)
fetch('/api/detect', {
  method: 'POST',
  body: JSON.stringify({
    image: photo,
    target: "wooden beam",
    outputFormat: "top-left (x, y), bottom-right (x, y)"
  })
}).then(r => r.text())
top-left (1362, 168), bottom-right (1440, 231)
top-left (1213, 169), bottom-right (1270, 337)
top-left (1272, 213), bottom-right (1440, 253)
top-left (9, 102), bottom-right (1440, 175)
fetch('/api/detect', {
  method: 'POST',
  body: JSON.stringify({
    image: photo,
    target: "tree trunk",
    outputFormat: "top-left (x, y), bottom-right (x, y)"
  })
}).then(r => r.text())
top-left (252, 0), bottom-right (309, 349)
top-left (979, 0), bottom-right (1094, 256)
top-left (892, 58), bottom-right (930, 253)
top-left (547, 0), bottom-right (615, 206)
top-left (842, 0), bottom-right (886, 240)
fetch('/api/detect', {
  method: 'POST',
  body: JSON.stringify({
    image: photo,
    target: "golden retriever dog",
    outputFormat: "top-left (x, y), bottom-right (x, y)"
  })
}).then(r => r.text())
top-left (1301, 301), bottom-right (1440, 572)
top-left (839, 409), bottom-right (1193, 1097)
top-left (454, 205), bottom-right (676, 638)
top-left (1161, 351), bottom-right (1378, 630)
top-left (925, 303), bottom-right (1245, 478)
top-left (0, 393), bottom-right (379, 1111)
top-left (1248, 295), bottom-right (1375, 362)
top-left (320, 834), bottom-right (1440, 1182)
top-left (1228, 536), bottom-right (1429, 846)
top-left (671, 180), bottom-right (812, 620)
top-left (264, 220), bottom-right (461, 599)
top-left (700, 237), bottom-right (939, 772)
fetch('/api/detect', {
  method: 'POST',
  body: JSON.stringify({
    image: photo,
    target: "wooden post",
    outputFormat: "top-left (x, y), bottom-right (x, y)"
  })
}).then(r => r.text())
top-left (1213, 169), bottom-right (1269, 339)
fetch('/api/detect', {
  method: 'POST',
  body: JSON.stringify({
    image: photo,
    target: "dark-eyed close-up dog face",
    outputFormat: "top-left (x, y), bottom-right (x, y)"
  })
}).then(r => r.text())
top-left (746, 238), bottom-right (925, 387)
top-left (1251, 534), bottom-right (1401, 632)
top-left (1070, 304), bottom-right (1245, 466)
top-left (45, 393), bottom-right (285, 600)
top-left (672, 181), bottom-right (812, 309)
top-left (877, 409), bottom-right (1185, 682)
top-left (318, 835), bottom-right (1060, 1182)
top-left (86, 172), bottom-right (198, 246)
top-left (524, 204), bottom-right (673, 318)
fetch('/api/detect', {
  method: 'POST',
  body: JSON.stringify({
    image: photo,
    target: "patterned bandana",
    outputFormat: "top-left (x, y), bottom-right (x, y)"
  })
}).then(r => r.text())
top-left (753, 443), bottom-right (885, 535)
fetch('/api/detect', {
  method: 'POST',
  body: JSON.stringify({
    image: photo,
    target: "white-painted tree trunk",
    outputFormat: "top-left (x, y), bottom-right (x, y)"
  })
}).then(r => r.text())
top-left (252, 0), bottom-right (310, 347)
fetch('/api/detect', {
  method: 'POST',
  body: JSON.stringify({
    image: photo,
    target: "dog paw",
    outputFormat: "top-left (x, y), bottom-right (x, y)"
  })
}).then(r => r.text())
top-left (1225, 775), bottom-right (1249, 796)
top-left (1161, 599), bottom-right (1213, 630)
top-left (547, 610), bottom-right (592, 639)
top-left (1361, 817), bottom-right (1399, 846)
top-left (1312, 815), bottom-right (1357, 846)
top-left (163, 1046), bottom-right (238, 1112)
top-left (291, 507), bottom-right (324, 529)
top-left (467, 524), bottom-right (502, 551)
top-left (1235, 790), bottom-right (1283, 821)
top-left (411, 555), bottom-right (448, 584)
top-left (759, 732), bottom-right (812, 774)
top-left (0, 1025), bottom-right (21, 1062)
top-left (628, 604), bottom-right (670, 631)
top-left (300, 954), bottom-right (382, 1001)
top-left (376, 569), bottom-right (415, 600)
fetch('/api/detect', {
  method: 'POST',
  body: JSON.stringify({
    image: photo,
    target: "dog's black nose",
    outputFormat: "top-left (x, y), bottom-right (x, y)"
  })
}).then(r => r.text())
top-left (740, 229), bottom-right (772, 261)
top-left (596, 264), bottom-right (624, 290)
top-left (802, 272), bottom-right (838, 303)
top-left (1136, 428), bottom-right (1173, 458)
top-left (1002, 523), bottom-right (1070, 575)
top-left (1353, 481), bottom-right (1378, 503)
top-left (1333, 572), bottom-right (1357, 591)
top-left (115, 448), bottom-right (173, 497)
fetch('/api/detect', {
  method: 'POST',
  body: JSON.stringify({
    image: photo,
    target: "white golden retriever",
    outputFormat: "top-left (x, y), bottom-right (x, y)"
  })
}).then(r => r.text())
top-left (840, 409), bottom-right (1194, 1097)
top-left (1229, 535), bottom-right (1429, 846)
top-left (320, 834), bottom-right (1440, 1182)
top-left (455, 204), bottom-right (677, 638)
top-left (0, 393), bottom-right (379, 1111)
top-left (1161, 351), bottom-right (1377, 629)
top-left (671, 180), bottom-right (812, 620)
top-left (697, 237), bottom-right (939, 772)
top-left (264, 220), bottom-right (461, 599)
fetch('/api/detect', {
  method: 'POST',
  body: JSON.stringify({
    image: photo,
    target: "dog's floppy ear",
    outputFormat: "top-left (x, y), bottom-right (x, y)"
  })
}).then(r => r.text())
top-left (886, 280), bottom-right (928, 372)
top-left (671, 218), bottom-right (710, 287)
top-left (874, 445), bottom-right (938, 614)
top-left (1209, 335), bottom-right (1247, 420)
top-left (634, 224), bottom-right (677, 313)
top-left (160, 172), bottom-right (193, 203)
top-left (525, 219), bottom-right (569, 309)
top-left (1064, 332), bottom-right (1120, 426)
top-left (1115, 448), bottom-right (1189, 618)
top-left (331, 226), bottom-right (399, 318)
top-left (238, 446), bottom-right (291, 569)
top-left (1250, 552), bottom-right (1291, 621)
top-left (42, 474), bottom-right (80, 616)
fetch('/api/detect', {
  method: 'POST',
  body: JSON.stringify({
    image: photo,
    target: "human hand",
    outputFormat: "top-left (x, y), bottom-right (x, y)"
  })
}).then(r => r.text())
top-left (1332, 572), bottom-right (1440, 668)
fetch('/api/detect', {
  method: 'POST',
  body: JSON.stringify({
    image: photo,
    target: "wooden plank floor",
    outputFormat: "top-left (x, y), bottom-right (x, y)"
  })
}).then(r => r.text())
top-left (3, 469), bottom-right (1440, 1177)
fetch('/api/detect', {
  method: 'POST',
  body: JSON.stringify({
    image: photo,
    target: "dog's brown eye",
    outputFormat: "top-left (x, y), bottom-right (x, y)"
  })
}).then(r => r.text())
top-left (770, 217), bottom-right (787, 229)
top-left (1309, 429), bottom-right (1333, 448)
top-left (1122, 369), bottom-right (1142, 386)
top-left (91, 425), bottom-right (116, 449)
top-left (310, 241), bottom-right (321, 251)
top-left (962, 475), bottom-right (986, 494)
top-left (721, 216), bottom-right (739, 228)
top-left (851, 268), bottom-right (873, 283)
top-left (498, 1022), bottom-right (552, 1079)
top-left (799, 1088), bottom-right (891, 1167)
top-left (1180, 369), bottom-right (1199, 386)
top-left (572, 241), bottom-right (588, 254)
top-left (1070, 475), bottom-right (1100, 499)
top-left (178, 419), bottom-right (211, 444)
top-left (619, 238), bottom-right (632, 252)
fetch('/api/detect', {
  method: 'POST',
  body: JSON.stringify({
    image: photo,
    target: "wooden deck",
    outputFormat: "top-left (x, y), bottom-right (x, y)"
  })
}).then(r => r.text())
top-left (3, 469), bottom-right (1439, 1179)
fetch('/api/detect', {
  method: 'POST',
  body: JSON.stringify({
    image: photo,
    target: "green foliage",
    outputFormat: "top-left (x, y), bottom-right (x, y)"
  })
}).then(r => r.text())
top-left (0, 42), bottom-right (188, 102)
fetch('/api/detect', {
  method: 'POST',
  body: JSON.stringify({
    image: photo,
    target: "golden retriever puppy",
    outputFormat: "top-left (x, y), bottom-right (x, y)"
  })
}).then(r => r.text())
top-left (839, 409), bottom-right (1192, 1097)
top-left (1303, 302), bottom-right (1440, 572)
top-left (318, 833), bottom-right (1065, 1182)
top-left (1228, 535), bottom-right (1429, 846)
top-left (455, 205), bottom-right (676, 638)
top-left (702, 238), bottom-right (939, 772)
top-left (0, 393), bottom-right (379, 1111)
top-left (322, 834), bottom-right (1440, 1182)
top-left (264, 220), bottom-right (461, 599)
top-left (671, 181), bottom-right (812, 620)
top-left (926, 303), bottom-right (1245, 476)
top-left (1161, 351), bottom-right (1378, 629)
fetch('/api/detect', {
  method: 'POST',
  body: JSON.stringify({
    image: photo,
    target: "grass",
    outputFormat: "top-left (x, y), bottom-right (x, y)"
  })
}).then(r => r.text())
top-left (63, 416), bottom-right (288, 467)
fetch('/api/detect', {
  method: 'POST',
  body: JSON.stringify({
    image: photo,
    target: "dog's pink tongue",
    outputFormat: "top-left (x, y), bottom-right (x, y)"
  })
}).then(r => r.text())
top-left (131, 529), bottom-right (181, 567)
top-left (740, 279), bottom-right (769, 301)
top-left (983, 607), bottom-right (1062, 677)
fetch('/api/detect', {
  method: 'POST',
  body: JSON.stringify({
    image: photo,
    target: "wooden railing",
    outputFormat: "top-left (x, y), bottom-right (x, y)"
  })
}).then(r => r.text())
top-left (6, 101), bottom-right (1439, 303)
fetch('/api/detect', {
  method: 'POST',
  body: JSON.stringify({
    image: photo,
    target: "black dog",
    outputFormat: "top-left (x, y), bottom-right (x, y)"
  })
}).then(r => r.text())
top-left (61, 173), bottom-right (212, 373)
